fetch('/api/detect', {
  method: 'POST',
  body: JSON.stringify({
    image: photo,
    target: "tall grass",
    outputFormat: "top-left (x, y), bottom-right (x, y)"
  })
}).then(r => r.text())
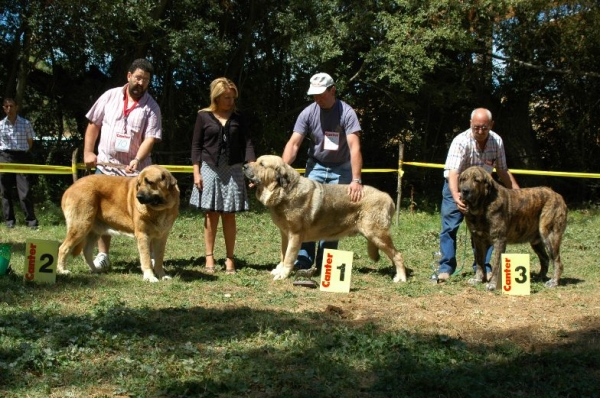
top-left (1, 200), bottom-right (599, 397)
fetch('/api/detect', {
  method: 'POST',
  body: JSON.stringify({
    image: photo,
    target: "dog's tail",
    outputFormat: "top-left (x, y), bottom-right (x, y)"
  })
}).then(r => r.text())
top-left (71, 148), bottom-right (79, 183)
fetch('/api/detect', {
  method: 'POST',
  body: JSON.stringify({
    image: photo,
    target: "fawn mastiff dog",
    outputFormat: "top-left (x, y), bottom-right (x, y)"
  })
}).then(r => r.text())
top-left (57, 165), bottom-right (180, 282)
top-left (242, 155), bottom-right (407, 282)
top-left (459, 166), bottom-right (567, 290)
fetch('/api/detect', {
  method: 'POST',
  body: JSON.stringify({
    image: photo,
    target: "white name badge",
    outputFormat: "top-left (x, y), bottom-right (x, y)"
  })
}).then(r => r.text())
top-left (323, 131), bottom-right (340, 151)
top-left (320, 249), bottom-right (353, 293)
top-left (115, 133), bottom-right (132, 153)
top-left (23, 239), bottom-right (58, 284)
top-left (501, 253), bottom-right (530, 295)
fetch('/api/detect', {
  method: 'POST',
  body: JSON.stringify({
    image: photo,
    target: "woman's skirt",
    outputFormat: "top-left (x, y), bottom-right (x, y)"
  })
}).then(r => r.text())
top-left (189, 159), bottom-right (249, 213)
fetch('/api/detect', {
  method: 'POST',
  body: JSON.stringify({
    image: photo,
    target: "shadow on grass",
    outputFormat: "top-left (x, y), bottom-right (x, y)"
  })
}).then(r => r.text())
top-left (0, 276), bottom-right (598, 397)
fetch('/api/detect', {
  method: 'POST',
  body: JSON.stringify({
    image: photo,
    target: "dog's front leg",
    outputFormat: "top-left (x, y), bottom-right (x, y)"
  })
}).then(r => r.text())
top-left (272, 233), bottom-right (301, 280)
top-left (136, 233), bottom-right (158, 282)
top-left (486, 240), bottom-right (506, 291)
top-left (468, 237), bottom-right (488, 285)
top-left (151, 238), bottom-right (170, 281)
top-left (271, 230), bottom-right (289, 276)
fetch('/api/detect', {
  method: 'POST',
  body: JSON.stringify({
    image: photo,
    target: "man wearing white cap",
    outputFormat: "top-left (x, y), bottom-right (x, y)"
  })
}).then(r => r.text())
top-left (282, 72), bottom-right (364, 271)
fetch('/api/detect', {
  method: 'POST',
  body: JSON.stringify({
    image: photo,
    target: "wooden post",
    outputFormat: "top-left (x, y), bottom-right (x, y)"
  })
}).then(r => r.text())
top-left (395, 142), bottom-right (404, 225)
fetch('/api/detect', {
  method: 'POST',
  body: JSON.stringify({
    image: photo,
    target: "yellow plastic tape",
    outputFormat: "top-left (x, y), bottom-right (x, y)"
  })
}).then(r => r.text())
top-left (1, 161), bottom-right (599, 179)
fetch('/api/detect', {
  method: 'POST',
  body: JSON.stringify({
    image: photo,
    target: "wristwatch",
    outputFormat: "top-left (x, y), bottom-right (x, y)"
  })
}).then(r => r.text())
top-left (353, 178), bottom-right (362, 184)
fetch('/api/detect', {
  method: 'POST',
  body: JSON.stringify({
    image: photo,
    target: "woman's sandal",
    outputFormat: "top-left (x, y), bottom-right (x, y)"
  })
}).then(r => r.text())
top-left (225, 256), bottom-right (236, 274)
top-left (204, 253), bottom-right (216, 274)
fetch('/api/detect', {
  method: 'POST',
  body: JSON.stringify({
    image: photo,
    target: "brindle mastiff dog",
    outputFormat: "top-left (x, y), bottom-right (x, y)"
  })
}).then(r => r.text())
top-left (459, 166), bottom-right (567, 290)
top-left (243, 155), bottom-right (407, 283)
top-left (57, 165), bottom-right (180, 282)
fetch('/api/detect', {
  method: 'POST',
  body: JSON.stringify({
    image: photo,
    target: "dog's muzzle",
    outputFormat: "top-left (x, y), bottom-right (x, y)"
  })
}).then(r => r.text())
top-left (137, 193), bottom-right (164, 206)
top-left (242, 164), bottom-right (261, 185)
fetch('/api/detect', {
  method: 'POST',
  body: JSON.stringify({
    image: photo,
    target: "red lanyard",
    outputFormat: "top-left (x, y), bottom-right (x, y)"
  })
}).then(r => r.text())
top-left (123, 95), bottom-right (139, 118)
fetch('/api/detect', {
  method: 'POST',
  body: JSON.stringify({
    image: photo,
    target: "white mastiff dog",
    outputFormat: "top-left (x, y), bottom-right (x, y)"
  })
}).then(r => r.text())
top-left (243, 155), bottom-right (407, 283)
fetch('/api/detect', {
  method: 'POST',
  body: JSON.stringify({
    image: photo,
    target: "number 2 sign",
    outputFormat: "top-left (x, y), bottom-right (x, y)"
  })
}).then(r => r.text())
top-left (24, 239), bottom-right (58, 284)
top-left (320, 249), bottom-right (353, 293)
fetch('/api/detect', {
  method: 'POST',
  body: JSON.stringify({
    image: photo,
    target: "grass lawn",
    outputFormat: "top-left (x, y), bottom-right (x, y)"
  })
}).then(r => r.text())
top-left (1, 198), bottom-right (599, 397)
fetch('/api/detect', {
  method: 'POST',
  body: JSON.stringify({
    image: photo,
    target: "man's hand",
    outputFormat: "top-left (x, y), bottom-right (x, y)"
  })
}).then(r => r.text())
top-left (347, 181), bottom-right (364, 202)
top-left (454, 195), bottom-right (467, 213)
top-left (83, 151), bottom-right (97, 169)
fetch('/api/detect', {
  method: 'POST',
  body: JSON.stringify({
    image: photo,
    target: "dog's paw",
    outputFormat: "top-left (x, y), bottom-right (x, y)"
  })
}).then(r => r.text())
top-left (545, 279), bottom-right (558, 288)
top-left (486, 282), bottom-right (497, 291)
top-left (161, 275), bottom-right (172, 281)
top-left (272, 269), bottom-right (292, 280)
top-left (468, 277), bottom-right (483, 285)
top-left (143, 273), bottom-right (159, 283)
top-left (393, 273), bottom-right (407, 283)
top-left (56, 268), bottom-right (70, 275)
top-left (270, 262), bottom-right (284, 275)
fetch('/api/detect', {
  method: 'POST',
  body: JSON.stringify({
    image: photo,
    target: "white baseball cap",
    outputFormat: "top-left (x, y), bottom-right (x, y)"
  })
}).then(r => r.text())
top-left (306, 73), bottom-right (335, 95)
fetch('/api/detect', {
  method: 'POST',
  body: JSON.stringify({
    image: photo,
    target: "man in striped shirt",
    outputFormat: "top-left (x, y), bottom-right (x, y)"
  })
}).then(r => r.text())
top-left (83, 58), bottom-right (162, 270)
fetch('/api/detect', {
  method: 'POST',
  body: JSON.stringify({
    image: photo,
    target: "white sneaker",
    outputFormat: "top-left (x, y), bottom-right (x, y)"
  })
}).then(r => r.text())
top-left (93, 253), bottom-right (111, 271)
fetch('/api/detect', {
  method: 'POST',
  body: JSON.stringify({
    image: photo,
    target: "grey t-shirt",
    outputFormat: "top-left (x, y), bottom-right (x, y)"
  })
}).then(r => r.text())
top-left (293, 99), bottom-right (361, 165)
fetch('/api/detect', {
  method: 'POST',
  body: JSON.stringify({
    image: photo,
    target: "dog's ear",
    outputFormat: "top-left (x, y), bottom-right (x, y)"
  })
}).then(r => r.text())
top-left (136, 171), bottom-right (144, 190)
top-left (162, 171), bottom-right (178, 190)
top-left (276, 165), bottom-right (289, 188)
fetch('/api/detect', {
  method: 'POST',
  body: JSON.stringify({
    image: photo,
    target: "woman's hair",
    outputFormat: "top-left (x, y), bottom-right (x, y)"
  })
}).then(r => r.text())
top-left (201, 77), bottom-right (238, 113)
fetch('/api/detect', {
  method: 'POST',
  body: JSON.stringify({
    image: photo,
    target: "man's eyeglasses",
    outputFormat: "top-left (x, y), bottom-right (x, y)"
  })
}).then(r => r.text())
top-left (472, 125), bottom-right (490, 131)
top-left (131, 75), bottom-right (150, 84)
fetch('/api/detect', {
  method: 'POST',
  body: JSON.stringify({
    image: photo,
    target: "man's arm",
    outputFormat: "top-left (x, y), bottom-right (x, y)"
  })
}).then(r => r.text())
top-left (282, 132), bottom-right (304, 165)
top-left (497, 169), bottom-right (520, 189)
top-left (346, 132), bottom-right (363, 202)
top-left (126, 137), bottom-right (158, 173)
top-left (83, 122), bottom-right (101, 167)
top-left (448, 169), bottom-right (467, 212)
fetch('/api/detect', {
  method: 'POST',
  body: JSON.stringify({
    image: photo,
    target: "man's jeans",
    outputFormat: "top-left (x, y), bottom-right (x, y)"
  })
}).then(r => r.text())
top-left (439, 180), bottom-right (492, 275)
top-left (295, 158), bottom-right (352, 270)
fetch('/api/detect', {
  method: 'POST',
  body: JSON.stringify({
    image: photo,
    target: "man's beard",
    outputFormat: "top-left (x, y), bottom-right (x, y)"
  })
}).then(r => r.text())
top-left (128, 84), bottom-right (146, 100)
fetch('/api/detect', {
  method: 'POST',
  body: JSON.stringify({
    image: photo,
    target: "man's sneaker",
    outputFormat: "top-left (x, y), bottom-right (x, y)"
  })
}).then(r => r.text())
top-left (93, 253), bottom-right (110, 271)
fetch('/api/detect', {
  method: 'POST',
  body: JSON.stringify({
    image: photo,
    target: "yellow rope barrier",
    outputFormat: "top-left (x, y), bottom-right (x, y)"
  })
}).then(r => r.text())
top-left (1, 161), bottom-right (599, 179)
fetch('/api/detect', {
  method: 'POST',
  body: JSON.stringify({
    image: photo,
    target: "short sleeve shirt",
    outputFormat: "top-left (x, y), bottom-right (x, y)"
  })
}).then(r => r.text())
top-left (293, 99), bottom-right (361, 165)
top-left (443, 129), bottom-right (508, 178)
top-left (0, 116), bottom-right (36, 152)
top-left (86, 85), bottom-right (162, 176)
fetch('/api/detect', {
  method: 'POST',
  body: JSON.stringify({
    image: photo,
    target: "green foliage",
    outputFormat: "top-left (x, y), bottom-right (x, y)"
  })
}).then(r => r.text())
top-left (2, 0), bottom-right (600, 204)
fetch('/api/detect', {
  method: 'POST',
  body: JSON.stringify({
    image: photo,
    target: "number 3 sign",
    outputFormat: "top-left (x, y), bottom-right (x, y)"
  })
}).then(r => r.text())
top-left (501, 253), bottom-right (530, 295)
top-left (24, 239), bottom-right (58, 284)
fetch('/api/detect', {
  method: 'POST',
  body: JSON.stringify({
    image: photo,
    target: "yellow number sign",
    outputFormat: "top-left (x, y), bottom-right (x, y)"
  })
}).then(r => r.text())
top-left (320, 249), bottom-right (353, 293)
top-left (501, 253), bottom-right (530, 295)
top-left (23, 239), bottom-right (59, 284)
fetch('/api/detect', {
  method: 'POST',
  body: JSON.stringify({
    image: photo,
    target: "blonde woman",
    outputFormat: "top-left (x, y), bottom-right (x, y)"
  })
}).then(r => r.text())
top-left (190, 78), bottom-right (256, 274)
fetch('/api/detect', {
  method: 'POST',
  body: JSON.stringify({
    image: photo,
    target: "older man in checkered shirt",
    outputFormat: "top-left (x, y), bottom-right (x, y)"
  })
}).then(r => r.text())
top-left (434, 108), bottom-right (519, 282)
top-left (0, 97), bottom-right (39, 229)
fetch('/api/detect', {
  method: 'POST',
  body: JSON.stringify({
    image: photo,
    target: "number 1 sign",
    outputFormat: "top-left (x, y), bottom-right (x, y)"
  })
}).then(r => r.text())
top-left (320, 249), bottom-right (353, 293)
top-left (24, 239), bottom-right (58, 284)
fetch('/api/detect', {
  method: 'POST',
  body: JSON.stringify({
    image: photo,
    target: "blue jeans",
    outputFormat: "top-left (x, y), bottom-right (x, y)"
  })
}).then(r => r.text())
top-left (295, 158), bottom-right (352, 270)
top-left (439, 180), bottom-right (492, 275)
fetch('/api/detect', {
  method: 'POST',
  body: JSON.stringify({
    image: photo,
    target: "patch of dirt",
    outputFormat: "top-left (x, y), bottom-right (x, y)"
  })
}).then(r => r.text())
top-left (310, 283), bottom-right (600, 351)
